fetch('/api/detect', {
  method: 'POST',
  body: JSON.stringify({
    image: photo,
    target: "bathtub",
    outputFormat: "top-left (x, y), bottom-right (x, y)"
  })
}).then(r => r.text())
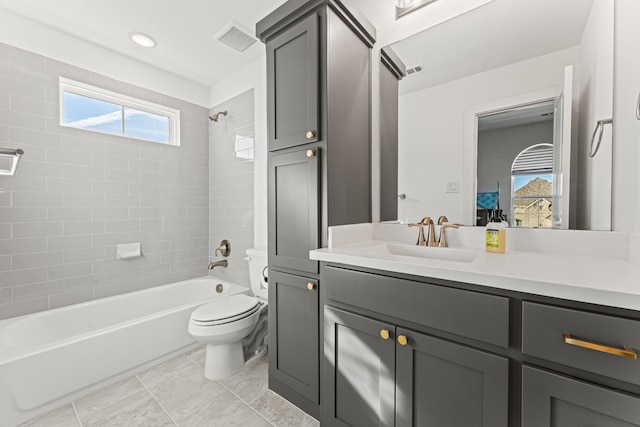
top-left (0, 276), bottom-right (249, 427)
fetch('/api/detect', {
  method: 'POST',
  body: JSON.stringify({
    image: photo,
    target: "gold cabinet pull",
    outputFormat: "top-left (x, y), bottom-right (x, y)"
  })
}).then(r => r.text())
top-left (380, 329), bottom-right (390, 340)
top-left (306, 149), bottom-right (316, 157)
top-left (306, 130), bottom-right (316, 139)
top-left (397, 335), bottom-right (408, 346)
top-left (563, 334), bottom-right (637, 360)
top-left (307, 283), bottom-right (316, 291)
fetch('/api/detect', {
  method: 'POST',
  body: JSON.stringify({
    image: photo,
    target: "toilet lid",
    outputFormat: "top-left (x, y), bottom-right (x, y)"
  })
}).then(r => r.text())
top-left (191, 294), bottom-right (261, 323)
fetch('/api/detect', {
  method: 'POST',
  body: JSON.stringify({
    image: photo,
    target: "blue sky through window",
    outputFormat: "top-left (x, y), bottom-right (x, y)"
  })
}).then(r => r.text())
top-left (62, 88), bottom-right (173, 144)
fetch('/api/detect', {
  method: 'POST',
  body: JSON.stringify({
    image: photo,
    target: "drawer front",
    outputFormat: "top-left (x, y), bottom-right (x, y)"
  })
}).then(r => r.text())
top-left (324, 266), bottom-right (509, 347)
top-left (522, 302), bottom-right (640, 386)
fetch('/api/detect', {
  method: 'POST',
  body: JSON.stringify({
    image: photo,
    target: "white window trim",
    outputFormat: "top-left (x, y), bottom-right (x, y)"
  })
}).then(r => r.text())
top-left (59, 77), bottom-right (181, 146)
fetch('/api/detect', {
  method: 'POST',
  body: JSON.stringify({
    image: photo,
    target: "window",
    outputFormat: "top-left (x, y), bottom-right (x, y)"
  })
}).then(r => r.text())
top-left (59, 78), bottom-right (180, 146)
top-left (511, 144), bottom-right (553, 228)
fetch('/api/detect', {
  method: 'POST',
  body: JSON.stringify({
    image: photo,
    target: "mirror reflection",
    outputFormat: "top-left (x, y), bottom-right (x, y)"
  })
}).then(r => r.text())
top-left (387, 0), bottom-right (613, 230)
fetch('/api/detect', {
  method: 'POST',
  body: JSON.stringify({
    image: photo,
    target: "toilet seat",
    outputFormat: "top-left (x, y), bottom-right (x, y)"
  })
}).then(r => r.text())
top-left (190, 294), bottom-right (261, 326)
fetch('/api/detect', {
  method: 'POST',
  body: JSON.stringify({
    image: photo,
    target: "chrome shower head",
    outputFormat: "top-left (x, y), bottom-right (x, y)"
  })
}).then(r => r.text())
top-left (209, 110), bottom-right (228, 122)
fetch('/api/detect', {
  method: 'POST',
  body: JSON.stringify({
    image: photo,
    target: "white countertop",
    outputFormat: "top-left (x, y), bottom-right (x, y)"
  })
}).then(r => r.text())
top-left (310, 223), bottom-right (640, 311)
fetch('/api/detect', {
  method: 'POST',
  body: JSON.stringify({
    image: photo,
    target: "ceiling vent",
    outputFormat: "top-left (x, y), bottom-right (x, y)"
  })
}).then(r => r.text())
top-left (405, 64), bottom-right (423, 76)
top-left (214, 21), bottom-right (258, 53)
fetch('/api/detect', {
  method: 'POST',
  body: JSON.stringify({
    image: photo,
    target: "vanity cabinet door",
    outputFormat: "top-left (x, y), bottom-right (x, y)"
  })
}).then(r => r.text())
top-left (268, 147), bottom-right (320, 274)
top-left (268, 270), bottom-right (319, 404)
top-left (522, 365), bottom-right (640, 427)
top-left (395, 328), bottom-right (509, 427)
top-left (266, 13), bottom-right (319, 151)
top-left (324, 306), bottom-right (396, 427)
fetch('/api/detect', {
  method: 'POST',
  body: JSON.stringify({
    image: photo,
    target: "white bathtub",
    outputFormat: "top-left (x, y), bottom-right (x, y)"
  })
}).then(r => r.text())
top-left (0, 276), bottom-right (249, 427)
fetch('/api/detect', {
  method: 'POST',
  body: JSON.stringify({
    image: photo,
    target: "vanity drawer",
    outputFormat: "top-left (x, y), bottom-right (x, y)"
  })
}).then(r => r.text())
top-left (522, 302), bottom-right (640, 386)
top-left (324, 266), bottom-right (509, 347)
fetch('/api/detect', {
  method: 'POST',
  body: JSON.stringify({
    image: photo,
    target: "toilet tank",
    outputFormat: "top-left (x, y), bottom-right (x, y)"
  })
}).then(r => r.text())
top-left (246, 248), bottom-right (268, 300)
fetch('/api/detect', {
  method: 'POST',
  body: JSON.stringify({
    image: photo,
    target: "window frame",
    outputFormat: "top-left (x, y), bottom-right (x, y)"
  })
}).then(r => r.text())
top-left (59, 77), bottom-right (180, 146)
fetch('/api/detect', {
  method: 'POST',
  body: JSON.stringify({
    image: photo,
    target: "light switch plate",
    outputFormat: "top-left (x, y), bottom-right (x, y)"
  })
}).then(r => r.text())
top-left (445, 181), bottom-right (460, 193)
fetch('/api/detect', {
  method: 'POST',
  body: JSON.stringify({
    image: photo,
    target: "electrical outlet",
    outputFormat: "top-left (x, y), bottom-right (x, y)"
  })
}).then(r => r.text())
top-left (445, 181), bottom-right (459, 193)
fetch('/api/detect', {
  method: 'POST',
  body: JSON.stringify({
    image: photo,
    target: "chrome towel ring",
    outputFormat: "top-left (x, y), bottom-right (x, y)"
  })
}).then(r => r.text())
top-left (589, 118), bottom-right (613, 158)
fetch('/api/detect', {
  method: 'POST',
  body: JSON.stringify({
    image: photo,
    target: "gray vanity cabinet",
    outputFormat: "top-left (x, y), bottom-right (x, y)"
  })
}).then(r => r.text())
top-left (266, 13), bottom-right (319, 152)
top-left (324, 305), bottom-right (509, 427)
top-left (522, 366), bottom-right (640, 426)
top-left (395, 328), bottom-right (509, 427)
top-left (268, 270), bottom-right (320, 408)
top-left (268, 147), bottom-right (320, 275)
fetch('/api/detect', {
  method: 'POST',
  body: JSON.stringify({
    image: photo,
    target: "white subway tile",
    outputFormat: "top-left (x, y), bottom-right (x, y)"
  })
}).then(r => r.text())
top-left (48, 261), bottom-right (93, 281)
top-left (0, 207), bottom-right (48, 224)
top-left (49, 288), bottom-right (94, 309)
top-left (64, 273), bottom-right (105, 291)
top-left (91, 207), bottom-right (129, 221)
top-left (64, 247), bottom-right (105, 264)
top-left (0, 109), bottom-right (46, 131)
top-left (63, 193), bottom-right (104, 207)
top-left (0, 297), bottom-right (48, 320)
top-left (12, 191), bottom-right (62, 207)
top-left (9, 270), bottom-right (55, 293)
top-left (18, 160), bottom-right (62, 178)
top-left (0, 286), bottom-right (11, 304)
top-left (47, 207), bottom-right (92, 221)
top-left (12, 222), bottom-right (63, 238)
top-left (105, 219), bottom-right (140, 233)
top-left (47, 235), bottom-right (92, 251)
top-left (63, 220), bottom-right (105, 235)
top-left (47, 147), bottom-right (92, 166)
top-left (63, 164), bottom-right (105, 180)
top-left (13, 276), bottom-right (64, 301)
top-left (0, 237), bottom-right (46, 255)
top-left (92, 181), bottom-right (129, 195)
top-left (12, 251), bottom-right (63, 270)
top-left (48, 178), bottom-right (92, 194)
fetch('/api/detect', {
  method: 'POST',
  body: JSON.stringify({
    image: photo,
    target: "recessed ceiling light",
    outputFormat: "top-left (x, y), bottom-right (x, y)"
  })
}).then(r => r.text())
top-left (130, 32), bottom-right (156, 48)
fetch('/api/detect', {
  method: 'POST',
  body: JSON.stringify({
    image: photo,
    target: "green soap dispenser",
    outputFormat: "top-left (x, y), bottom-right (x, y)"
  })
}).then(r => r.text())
top-left (485, 209), bottom-right (507, 253)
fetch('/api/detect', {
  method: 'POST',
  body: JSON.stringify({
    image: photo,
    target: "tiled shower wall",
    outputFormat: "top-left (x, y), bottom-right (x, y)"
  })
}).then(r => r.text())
top-left (0, 42), bottom-right (210, 320)
top-left (209, 89), bottom-right (254, 286)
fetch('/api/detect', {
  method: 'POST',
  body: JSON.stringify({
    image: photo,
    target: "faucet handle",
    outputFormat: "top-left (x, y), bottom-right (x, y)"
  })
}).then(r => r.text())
top-left (437, 224), bottom-right (460, 248)
top-left (437, 215), bottom-right (449, 225)
top-left (408, 222), bottom-right (426, 246)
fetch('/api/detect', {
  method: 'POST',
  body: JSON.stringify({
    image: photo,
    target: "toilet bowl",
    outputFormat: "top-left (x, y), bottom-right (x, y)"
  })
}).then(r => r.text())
top-left (188, 248), bottom-right (268, 380)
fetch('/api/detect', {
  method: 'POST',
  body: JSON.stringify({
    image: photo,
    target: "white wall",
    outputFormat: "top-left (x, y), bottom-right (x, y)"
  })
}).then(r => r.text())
top-left (613, 0), bottom-right (640, 233)
top-left (0, 9), bottom-right (209, 107)
top-left (210, 56), bottom-right (268, 250)
top-left (576, 0), bottom-right (614, 231)
top-left (397, 48), bottom-right (578, 224)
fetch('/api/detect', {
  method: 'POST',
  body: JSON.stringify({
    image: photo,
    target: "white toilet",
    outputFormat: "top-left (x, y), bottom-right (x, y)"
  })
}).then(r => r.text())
top-left (188, 248), bottom-right (268, 380)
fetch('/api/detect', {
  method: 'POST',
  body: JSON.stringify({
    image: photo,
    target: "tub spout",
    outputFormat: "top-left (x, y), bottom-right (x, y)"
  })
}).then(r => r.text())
top-left (208, 260), bottom-right (228, 269)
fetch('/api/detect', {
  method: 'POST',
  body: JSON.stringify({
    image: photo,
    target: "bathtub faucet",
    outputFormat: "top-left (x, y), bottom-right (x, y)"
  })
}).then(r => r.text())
top-left (208, 260), bottom-right (228, 270)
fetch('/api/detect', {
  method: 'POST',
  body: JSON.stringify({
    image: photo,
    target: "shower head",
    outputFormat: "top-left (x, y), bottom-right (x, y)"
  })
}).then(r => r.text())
top-left (209, 110), bottom-right (228, 122)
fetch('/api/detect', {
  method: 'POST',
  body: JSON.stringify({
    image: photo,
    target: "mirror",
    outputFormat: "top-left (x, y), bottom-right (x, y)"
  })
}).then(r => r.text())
top-left (385, 0), bottom-right (614, 230)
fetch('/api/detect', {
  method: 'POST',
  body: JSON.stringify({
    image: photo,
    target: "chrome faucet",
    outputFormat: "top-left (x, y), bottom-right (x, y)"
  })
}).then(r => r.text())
top-left (409, 217), bottom-right (436, 246)
top-left (208, 259), bottom-right (228, 269)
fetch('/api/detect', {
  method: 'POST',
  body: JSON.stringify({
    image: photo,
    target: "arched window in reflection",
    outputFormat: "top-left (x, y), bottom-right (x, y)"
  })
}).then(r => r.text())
top-left (511, 143), bottom-right (553, 228)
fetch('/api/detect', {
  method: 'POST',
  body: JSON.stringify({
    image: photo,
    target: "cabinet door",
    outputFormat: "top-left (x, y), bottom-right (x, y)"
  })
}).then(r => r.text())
top-left (268, 147), bottom-right (319, 274)
top-left (396, 328), bottom-right (509, 427)
top-left (324, 307), bottom-right (396, 427)
top-left (267, 13), bottom-right (319, 151)
top-left (522, 365), bottom-right (640, 427)
top-left (268, 270), bottom-right (319, 404)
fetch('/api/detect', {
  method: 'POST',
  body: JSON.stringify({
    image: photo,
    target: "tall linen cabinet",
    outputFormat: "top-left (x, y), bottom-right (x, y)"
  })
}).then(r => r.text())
top-left (256, 0), bottom-right (375, 419)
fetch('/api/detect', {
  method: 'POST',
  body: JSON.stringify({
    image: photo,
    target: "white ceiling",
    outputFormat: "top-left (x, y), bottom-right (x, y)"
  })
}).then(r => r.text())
top-left (391, 0), bottom-right (595, 94)
top-left (0, 0), bottom-right (286, 87)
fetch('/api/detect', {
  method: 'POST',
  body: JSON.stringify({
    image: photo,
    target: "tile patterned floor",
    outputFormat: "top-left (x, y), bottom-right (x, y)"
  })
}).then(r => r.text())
top-left (20, 347), bottom-right (319, 427)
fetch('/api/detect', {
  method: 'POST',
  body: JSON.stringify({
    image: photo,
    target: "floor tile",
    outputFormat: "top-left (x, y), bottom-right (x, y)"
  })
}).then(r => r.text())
top-left (184, 345), bottom-right (206, 368)
top-left (74, 376), bottom-right (146, 418)
top-left (250, 390), bottom-right (319, 427)
top-left (19, 404), bottom-right (80, 427)
top-left (79, 389), bottom-right (174, 427)
top-left (219, 359), bottom-right (268, 403)
top-left (137, 355), bottom-right (240, 425)
top-left (181, 400), bottom-right (272, 427)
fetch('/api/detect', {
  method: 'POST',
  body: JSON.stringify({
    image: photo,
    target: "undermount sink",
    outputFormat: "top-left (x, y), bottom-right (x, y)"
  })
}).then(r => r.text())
top-left (366, 243), bottom-right (478, 263)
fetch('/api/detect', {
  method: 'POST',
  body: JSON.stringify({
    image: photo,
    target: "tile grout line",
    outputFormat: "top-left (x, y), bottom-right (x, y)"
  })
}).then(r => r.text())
top-left (244, 389), bottom-right (279, 427)
top-left (71, 401), bottom-right (84, 427)
top-left (135, 373), bottom-right (180, 427)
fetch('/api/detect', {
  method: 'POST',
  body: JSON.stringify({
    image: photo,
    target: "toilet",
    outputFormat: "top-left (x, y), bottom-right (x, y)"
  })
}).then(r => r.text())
top-left (188, 248), bottom-right (268, 380)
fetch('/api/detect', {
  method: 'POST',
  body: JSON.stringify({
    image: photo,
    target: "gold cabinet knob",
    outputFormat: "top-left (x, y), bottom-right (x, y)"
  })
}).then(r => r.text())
top-left (380, 329), bottom-right (390, 340)
top-left (307, 283), bottom-right (316, 291)
top-left (397, 335), bottom-right (408, 346)
top-left (306, 149), bottom-right (316, 157)
top-left (306, 130), bottom-right (316, 139)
